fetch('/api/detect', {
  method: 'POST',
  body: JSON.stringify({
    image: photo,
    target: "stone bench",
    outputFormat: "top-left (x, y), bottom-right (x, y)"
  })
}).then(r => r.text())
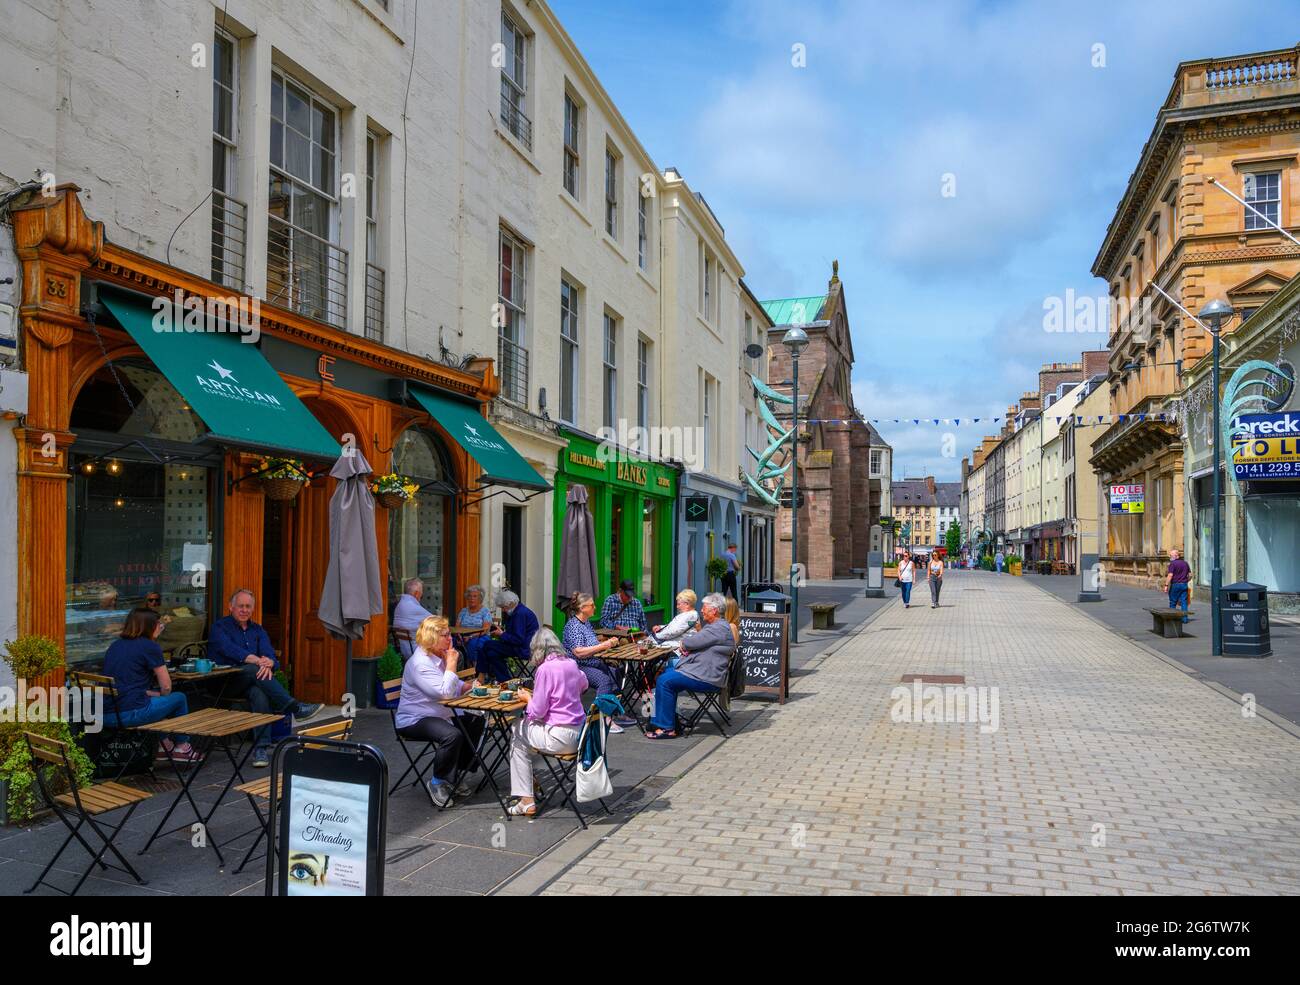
top-left (809, 602), bottom-right (838, 630)
top-left (849, 567), bottom-right (867, 580)
top-left (1147, 607), bottom-right (1194, 639)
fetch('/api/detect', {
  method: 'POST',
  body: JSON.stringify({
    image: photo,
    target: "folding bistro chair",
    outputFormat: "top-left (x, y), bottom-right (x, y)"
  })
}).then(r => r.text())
top-left (67, 671), bottom-right (160, 782)
top-left (230, 717), bottom-right (354, 874)
top-left (678, 657), bottom-right (736, 737)
top-left (22, 732), bottom-right (154, 896)
top-left (382, 677), bottom-right (439, 805)
top-left (391, 626), bottom-right (416, 660)
top-left (534, 705), bottom-right (612, 830)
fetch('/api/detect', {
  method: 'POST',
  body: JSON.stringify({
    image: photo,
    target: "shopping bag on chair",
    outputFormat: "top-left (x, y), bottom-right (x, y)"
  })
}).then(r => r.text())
top-left (575, 715), bottom-right (614, 803)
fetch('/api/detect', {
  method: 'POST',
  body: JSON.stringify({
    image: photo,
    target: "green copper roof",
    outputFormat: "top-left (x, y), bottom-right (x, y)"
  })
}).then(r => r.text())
top-left (760, 295), bottom-right (827, 326)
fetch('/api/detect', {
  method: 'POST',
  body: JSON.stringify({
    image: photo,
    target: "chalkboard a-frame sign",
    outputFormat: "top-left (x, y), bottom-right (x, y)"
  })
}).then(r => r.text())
top-left (738, 611), bottom-right (789, 703)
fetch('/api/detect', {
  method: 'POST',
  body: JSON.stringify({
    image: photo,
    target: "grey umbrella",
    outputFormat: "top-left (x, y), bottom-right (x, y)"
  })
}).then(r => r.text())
top-left (318, 449), bottom-right (384, 703)
top-left (556, 484), bottom-right (598, 605)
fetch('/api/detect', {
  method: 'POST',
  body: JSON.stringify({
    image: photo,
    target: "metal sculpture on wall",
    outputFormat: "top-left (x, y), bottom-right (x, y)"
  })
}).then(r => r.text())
top-left (1222, 359), bottom-right (1296, 491)
top-left (744, 374), bottom-right (794, 506)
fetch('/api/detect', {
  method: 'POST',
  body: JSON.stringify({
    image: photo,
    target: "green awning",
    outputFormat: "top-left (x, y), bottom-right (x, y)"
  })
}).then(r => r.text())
top-left (101, 292), bottom-right (340, 461)
top-left (408, 384), bottom-right (549, 491)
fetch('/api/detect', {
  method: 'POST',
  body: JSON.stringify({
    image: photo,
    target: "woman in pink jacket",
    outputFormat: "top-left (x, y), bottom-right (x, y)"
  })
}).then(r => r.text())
top-left (507, 627), bottom-right (588, 817)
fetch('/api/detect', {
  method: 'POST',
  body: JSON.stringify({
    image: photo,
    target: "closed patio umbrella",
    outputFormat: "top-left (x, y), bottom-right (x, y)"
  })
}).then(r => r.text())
top-left (557, 484), bottom-right (598, 605)
top-left (318, 449), bottom-right (384, 703)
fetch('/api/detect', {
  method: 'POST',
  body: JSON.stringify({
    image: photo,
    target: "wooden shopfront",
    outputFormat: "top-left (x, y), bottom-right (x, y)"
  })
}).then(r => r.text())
top-left (12, 187), bottom-right (506, 701)
top-left (551, 430), bottom-right (678, 629)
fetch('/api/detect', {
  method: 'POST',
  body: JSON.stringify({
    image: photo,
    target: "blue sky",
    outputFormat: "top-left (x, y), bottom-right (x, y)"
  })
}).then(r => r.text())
top-left (550, 0), bottom-right (1290, 481)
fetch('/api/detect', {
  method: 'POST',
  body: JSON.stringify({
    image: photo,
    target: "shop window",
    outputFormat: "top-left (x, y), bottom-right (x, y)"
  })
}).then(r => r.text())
top-left (641, 499), bottom-right (659, 603)
top-left (388, 428), bottom-right (452, 615)
top-left (70, 359), bottom-right (207, 443)
top-left (1245, 492), bottom-right (1300, 593)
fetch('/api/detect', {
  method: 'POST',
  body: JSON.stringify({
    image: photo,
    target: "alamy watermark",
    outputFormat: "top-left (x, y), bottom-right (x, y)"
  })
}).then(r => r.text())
top-left (890, 681), bottom-right (1000, 734)
top-left (151, 288), bottom-right (261, 343)
top-left (0, 679), bottom-right (104, 733)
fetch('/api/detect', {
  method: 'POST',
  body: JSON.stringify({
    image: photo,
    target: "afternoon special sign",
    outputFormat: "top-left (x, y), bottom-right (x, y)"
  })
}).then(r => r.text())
top-left (1231, 412), bottom-right (1300, 480)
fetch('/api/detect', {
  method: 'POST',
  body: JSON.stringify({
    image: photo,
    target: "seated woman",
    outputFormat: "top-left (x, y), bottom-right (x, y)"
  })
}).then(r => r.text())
top-left (723, 596), bottom-right (741, 645)
top-left (647, 593), bottom-right (735, 739)
top-left (507, 628), bottom-right (588, 817)
top-left (102, 607), bottom-right (202, 763)
top-left (455, 584), bottom-right (493, 632)
top-left (560, 592), bottom-right (634, 733)
top-left (394, 615), bottom-right (484, 808)
top-left (650, 590), bottom-right (700, 649)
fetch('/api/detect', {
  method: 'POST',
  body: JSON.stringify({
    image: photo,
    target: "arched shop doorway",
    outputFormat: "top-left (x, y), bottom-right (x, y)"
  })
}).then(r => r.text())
top-left (387, 426), bottom-right (456, 617)
top-left (65, 359), bottom-right (220, 666)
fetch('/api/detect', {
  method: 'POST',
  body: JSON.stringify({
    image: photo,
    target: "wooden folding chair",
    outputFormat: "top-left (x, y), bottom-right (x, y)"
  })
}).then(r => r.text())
top-left (678, 660), bottom-right (735, 737)
top-left (230, 718), bottom-right (354, 874)
top-left (381, 677), bottom-right (439, 805)
top-left (391, 626), bottom-right (416, 659)
top-left (534, 705), bottom-right (612, 830)
top-left (67, 671), bottom-right (160, 782)
top-left (22, 732), bottom-right (154, 896)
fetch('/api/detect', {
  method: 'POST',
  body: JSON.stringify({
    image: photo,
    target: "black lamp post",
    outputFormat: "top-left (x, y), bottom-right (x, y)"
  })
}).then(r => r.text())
top-left (1199, 299), bottom-right (1233, 656)
top-left (783, 326), bottom-right (809, 644)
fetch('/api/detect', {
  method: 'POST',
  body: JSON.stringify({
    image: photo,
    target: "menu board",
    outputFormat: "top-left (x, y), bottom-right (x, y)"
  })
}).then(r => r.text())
top-left (738, 612), bottom-right (789, 703)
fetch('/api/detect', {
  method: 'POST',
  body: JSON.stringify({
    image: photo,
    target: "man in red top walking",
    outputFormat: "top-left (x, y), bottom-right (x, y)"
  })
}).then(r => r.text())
top-left (1164, 549), bottom-right (1192, 624)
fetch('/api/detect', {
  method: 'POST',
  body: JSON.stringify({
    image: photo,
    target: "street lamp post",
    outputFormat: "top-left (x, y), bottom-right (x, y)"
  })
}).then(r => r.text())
top-left (782, 326), bottom-right (809, 644)
top-left (1199, 298), bottom-right (1233, 657)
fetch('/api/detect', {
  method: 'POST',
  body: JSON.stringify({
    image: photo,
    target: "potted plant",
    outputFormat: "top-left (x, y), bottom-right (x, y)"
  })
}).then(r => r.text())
top-left (370, 472), bottom-right (418, 509)
top-left (260, 457), bottom-right (309, 501)
top-left (374, 646), bottom-right (404, 709)
top-left (1, 636), bottom-right (93, 826)
top-left (705, 556), bottom-right (728, 590)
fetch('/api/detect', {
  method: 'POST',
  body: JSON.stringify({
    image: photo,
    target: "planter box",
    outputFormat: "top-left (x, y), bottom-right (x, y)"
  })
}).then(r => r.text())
top-left (374, 675), bottom-right (401, 710)
top-left (350, 655), bottom-right (379, 710)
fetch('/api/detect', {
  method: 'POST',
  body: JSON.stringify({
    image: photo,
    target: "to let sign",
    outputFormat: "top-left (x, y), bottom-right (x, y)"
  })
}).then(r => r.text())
top-left (1231, 412), bottom-right (1300, 479)
top-left (1109, 484), bottom-right (1145, 515)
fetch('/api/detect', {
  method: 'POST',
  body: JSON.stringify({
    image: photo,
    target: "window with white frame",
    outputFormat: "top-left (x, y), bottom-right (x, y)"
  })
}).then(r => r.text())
top-left (637, 187), bottom-right (649, 269)
top-left (636, 337), bottom-right (649, 443)
top-left (498, 228), bottom-right (529, 405)
top-left (267, 71), bottom-right (345, 327)
top-left (870, 448), bottom-right (883, 478)
top-left (604, 146), bottom-right (619, 238)
top-left (602, 312), bottom-right (618, 430)
top-left (211, 30), bottom-right (243, 289)
top-left (702, 373), bottom-right (715, 470)
top-left (500, 11), bottom-right (531, 149)
top-left (563, 93), bottom-right (581, 198)
top-left (700, 246), bottom-right (715, 321)
top-left (364, 130), bottom-right (385, 342)
top-left (1244, 171), bottom-right (1281, 231)
top-left (560, 278), bottom-right (580, 423)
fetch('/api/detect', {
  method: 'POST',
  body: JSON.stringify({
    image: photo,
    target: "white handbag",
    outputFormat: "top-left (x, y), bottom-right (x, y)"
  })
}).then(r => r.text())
top-left (575, 717), bottom-right (614, 803)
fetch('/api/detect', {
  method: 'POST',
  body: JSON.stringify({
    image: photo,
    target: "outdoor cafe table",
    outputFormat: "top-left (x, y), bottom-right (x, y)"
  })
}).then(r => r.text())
top-left (129, 707), bottom-right (285, 866)
top-left (168, 664), bottom-right (242, 706)
top-left (442, 693), bottom-right (528, 815)
top-left (601, 642), bottom-right (674, 731)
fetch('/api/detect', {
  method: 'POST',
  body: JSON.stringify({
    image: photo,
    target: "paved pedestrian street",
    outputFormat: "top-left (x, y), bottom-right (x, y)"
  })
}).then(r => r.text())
top-left (543, 571), bottom-right (1300, 895)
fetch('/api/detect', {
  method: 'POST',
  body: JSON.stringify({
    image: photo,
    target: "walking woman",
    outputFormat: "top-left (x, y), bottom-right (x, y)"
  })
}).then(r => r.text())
top-left (927, 553), bottom-right (944, 608)
top-left (898, 552), bottom-right (916, 608)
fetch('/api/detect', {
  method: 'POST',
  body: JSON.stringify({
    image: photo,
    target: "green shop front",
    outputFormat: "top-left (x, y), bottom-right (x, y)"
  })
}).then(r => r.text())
top-left (552, 431), bottom-right (678, 628)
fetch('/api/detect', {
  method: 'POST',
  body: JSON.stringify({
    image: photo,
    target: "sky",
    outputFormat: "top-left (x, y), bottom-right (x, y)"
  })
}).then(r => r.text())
top-left (549, 0), bottom-right (1292, 481)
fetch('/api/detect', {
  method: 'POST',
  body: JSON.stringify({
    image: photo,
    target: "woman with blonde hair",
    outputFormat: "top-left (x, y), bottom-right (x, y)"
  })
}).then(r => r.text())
top-left (650, 589), bottom-right (700, 648)
top-left (394, 615), bottom-right (483, 808)
top-left (722, 596), bottom-right (741, 646)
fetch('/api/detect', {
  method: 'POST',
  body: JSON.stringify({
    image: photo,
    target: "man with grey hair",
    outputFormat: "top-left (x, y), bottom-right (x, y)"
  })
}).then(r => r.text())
top-left (647, 593), bottom-right (734, 739)
top-left (208, 588), bottom-right (324, 766)
top-left (468, 589), bottom-right (539, 683)
top-left (392, 577), bottom-right (431, 657)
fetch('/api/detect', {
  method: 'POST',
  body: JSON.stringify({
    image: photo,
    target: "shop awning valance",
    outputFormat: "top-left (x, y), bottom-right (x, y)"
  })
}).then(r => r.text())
top-left (408, 384), bottom-right (549, 491)
top-left (101, 292), bottom-right (340, 461)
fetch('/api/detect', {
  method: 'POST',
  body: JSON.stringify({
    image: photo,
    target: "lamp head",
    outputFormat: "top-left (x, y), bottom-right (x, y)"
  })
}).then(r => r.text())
top-left (781, 326), bottom-right (809, 356)
top-left (1197, 299), bottom-right (1234, 333)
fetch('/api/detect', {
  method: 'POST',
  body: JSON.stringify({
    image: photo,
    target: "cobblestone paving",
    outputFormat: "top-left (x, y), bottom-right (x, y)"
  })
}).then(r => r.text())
top-left (543, 571), bottom-right (1300, 895)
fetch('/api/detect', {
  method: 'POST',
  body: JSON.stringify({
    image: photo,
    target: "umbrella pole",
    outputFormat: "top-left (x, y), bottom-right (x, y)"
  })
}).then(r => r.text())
top-left (345, 637), bottom-right (353, 709)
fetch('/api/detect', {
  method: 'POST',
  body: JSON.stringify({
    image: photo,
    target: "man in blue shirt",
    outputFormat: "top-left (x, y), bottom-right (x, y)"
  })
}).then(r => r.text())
top-left (600, 579), bottom-right (647, 632)
top-left (209, 588), bottom-right (324, 766)
top-left (721, 542), bottom-right (741, 599)
top-left (469, 590), bottom-right (538, 682)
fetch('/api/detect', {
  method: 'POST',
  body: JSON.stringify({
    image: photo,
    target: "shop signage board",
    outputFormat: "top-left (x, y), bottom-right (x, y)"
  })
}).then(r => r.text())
top-left (738, 612), bottom-right (788, 703)
top-left (1230, 412), bottom-right (1300, 479)
top-left (1109, 484), bottom-right (1145, 514)
top-left (684, 496), bottom-right (709, 521)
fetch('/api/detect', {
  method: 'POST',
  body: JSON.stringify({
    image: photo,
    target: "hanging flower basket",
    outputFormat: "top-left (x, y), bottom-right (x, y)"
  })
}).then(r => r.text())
top-left (259, 458), bottom-right (310, 501)
top-left (371, 473), bottom-right (418, 509)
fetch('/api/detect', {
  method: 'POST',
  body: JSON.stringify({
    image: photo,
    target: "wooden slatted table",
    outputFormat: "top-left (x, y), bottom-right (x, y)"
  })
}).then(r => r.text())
top-left (167, 664), bottom-right (244, 707)
top-left (442, 693), bottom-right (528, 815)
top-left (449, 624), bottom-right (491, 637)
top-left (601, 644), bottom-right (674, 730)
top-left (130, 707), bottom-right (285, 866)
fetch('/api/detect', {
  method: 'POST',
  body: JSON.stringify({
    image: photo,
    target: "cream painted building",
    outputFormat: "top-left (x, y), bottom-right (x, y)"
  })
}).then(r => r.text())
top-left (1063, 375), bottom-right (1110, 569)
top-left (1036, 380), bottom-right (1087, 561)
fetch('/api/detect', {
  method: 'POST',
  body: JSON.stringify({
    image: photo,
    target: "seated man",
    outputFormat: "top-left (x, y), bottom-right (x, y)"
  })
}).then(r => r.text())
top-left (600, 579), bottom-right (647, 633)
top-left (208, 588), bottom-right (325, 767)
top-left (468, 590), bottom-right (538, 683)
top-left (392, 577), bottom-right (433, 658)
top-left (647, 593), bottom-right (734, 739)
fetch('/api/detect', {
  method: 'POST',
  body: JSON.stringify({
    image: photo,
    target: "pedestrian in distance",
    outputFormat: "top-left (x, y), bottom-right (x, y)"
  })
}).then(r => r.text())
top-left (1164, 548), bottom-right (1192, 624)
top-left (721, 542), bottom-right (741, 599)
top-left (995, 549), bottom-right (1005, 574)
top-left (927, 552), bottom-right (944, 608)
top-left (898, 552), bottom-right (916, 608)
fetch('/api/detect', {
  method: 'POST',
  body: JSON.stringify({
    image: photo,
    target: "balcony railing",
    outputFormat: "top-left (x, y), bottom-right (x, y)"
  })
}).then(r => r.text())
top-left (266, 215), bottom-right (348, 329)
top-left (211, 190), bottom-right (247, 290)
top-left (497, 332), bottom-right (529, 406)
top-left (500, 88), bottom-right (533, 150)
top-left (364, 262), bottom-right (385, 342)
top-left (1206, 52), bottom-right (1296, 91)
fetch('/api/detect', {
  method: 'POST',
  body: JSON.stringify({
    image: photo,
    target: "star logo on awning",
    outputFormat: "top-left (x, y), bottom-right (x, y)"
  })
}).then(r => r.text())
top-left (207, 360), bottom-right (237, 381)
top-left (465, 423), bottom-right (480, 437)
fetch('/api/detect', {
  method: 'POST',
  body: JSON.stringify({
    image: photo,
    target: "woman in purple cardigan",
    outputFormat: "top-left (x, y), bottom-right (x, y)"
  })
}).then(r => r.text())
top-left (507, 627), bottom-right (588, 817)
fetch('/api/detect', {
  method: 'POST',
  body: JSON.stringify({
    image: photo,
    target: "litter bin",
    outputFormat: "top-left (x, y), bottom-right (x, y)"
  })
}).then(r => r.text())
top-left (1221, 581), bottom-right (1272, 657)
top-left (745, 584), bottom-right (791, 614)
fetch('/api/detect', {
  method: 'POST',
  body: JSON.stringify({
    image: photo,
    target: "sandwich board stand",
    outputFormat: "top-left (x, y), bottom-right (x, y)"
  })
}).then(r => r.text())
top-left (265, 736), bottom-right (388, 896)
top-left (738, 611), bottom-right (789, 703)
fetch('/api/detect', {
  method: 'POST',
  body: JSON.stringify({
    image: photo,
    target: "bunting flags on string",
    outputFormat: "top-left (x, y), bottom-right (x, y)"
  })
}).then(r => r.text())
top-left (798, 413), bottom-right (1175, 426)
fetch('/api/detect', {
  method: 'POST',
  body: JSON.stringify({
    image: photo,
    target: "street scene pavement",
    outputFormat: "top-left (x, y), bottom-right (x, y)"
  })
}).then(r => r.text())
top-left (542, 570), bottom-right (1300, 895)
